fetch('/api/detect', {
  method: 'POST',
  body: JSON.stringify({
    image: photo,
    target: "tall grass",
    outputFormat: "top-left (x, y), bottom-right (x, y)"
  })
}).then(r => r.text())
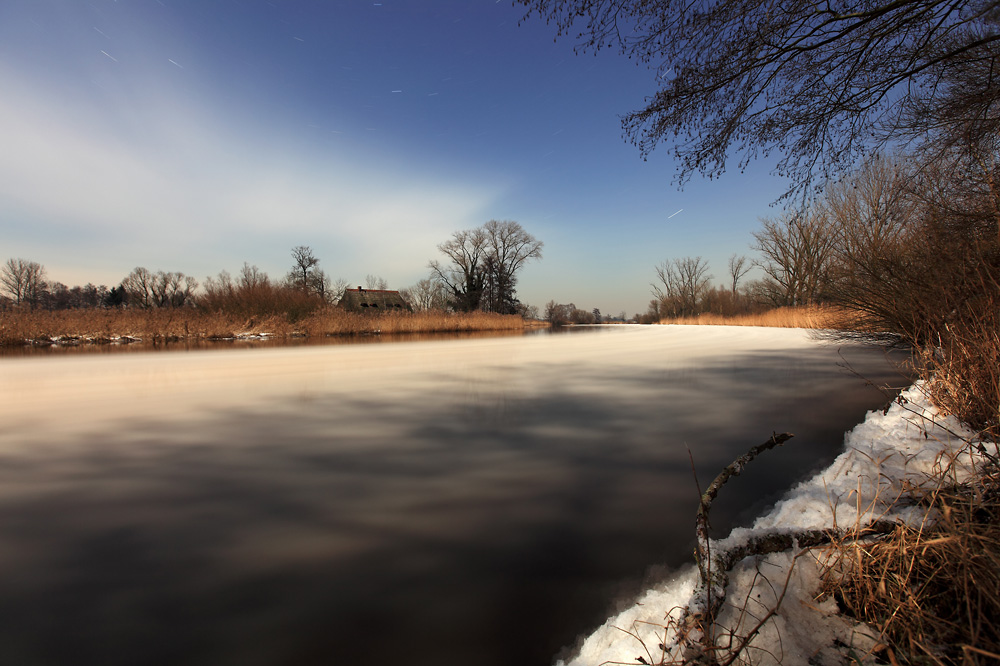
top-left (0, 307), bottom-right (527, 347)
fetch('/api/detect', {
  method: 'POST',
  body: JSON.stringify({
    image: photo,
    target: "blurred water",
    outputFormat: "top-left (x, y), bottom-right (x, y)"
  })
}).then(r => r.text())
top-left (0, 326), bottom-right (907, 666)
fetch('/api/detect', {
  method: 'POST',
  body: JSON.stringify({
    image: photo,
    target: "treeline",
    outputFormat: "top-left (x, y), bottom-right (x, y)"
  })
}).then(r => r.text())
top-left (0, 249), bottom-right (344, 318)
top-left (0, 242), bottom-right (531, 346)
top-left (645, 237), bottom-right (840, 323)
top-left (644, 255), bottom-right (758, 323)
top-left (2, 219), bottom-right (546, 321)
top-left (542, 303), bottom-right (631, 325)
top-left (647, 152), bottom-right (1000, 334)
top-left (1, 254), bottom-right (379, 320)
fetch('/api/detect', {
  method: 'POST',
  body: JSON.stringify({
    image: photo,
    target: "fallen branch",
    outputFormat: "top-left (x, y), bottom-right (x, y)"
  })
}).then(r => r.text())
top-left (695, 433), bottom-right (793, 616)
top-left (670, 432), bottom-right (901, 665)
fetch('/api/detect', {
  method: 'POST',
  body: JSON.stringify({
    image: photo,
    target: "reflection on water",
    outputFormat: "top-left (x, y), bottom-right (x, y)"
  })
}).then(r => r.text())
top-left (0, 326), bottom-right (907, 666)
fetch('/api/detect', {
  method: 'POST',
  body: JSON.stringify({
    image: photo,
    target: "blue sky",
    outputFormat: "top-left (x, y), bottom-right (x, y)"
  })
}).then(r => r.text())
top-left (0, 0), bottom-right (788, 316)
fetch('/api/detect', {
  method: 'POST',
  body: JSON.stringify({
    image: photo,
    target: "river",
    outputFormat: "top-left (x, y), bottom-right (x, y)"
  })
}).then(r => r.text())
top-left (0, 325), bottom-right (906, 665)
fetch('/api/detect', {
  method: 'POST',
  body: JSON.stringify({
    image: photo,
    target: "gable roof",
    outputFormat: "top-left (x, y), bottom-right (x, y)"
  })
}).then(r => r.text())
top-left (338, 287), bottom-right (413, 313)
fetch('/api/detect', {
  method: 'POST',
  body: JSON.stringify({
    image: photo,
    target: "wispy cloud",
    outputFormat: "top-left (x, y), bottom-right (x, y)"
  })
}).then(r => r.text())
top-left (0, 66), bottom-right (499, 286)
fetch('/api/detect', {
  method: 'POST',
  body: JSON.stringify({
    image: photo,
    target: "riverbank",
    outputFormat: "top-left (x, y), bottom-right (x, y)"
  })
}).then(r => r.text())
top-left (574, 314), bottom-right (1000, 664)
top-left (0, 307), bottom-right (535, 347)
top-left (561, 379), bottom-right (999, 665)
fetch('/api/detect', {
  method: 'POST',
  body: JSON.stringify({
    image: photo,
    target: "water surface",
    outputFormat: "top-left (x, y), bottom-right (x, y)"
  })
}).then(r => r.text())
top-left (0, 326), bottom-right (907, 665)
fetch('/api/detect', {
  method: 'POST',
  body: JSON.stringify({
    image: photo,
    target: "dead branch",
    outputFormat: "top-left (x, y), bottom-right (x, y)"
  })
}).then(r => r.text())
top-left (695, 432), bottom-right (794, 600)
top-left (673, 432), bottom-right (900, 665)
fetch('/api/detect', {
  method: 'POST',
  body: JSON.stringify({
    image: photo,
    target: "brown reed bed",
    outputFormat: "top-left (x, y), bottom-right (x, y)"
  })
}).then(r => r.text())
top-left (294, 308), bottom-right (527, 336)
top-left (0, 307), bottom-right (528, 347)
top-left (659, 305), bottom-right (847, 329)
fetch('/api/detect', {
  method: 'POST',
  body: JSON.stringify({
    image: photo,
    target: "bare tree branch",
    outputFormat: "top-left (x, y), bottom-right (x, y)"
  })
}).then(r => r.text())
top-left (518, 0), bottom-right (1000, 197)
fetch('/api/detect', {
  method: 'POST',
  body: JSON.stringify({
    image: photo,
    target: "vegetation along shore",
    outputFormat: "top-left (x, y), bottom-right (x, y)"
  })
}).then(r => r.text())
top-left (0, 307), bottom-right (531, 349)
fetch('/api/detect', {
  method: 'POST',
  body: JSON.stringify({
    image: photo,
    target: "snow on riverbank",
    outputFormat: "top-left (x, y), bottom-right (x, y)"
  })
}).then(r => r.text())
top-left (561, 381), bottom-right (989, 666)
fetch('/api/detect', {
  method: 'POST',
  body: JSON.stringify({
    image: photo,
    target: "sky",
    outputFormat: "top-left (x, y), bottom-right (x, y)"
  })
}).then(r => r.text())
top-left (0, 0), bottom-right (790, 317)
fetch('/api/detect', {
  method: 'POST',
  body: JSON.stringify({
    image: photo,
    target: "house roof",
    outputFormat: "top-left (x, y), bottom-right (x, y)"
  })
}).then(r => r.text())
top-left (338, 287), bottom-right (412, 313)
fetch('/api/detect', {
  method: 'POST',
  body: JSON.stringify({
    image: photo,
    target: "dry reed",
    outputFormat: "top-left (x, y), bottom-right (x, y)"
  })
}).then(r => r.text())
top-left (659, 306), bottom-right (846, 329)
top-left (0, 307), bottom-right (527, 347)
top-left (819, 449), bottom-right (1000, 665)
top-left (911, 280), bottom-right (1000, 441)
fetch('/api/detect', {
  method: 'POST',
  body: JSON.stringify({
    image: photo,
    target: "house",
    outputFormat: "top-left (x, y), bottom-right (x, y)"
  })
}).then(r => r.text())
top-left (337, 287), bottom-right (413, 313)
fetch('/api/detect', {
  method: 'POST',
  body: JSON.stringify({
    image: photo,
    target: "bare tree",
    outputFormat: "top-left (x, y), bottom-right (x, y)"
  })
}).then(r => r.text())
top-left (308, 269), bottom-right (329, 302)
top-left (203, 265), bottom-right (274, 313)
top-left (306, 271), bottom-right (347, 303)
top-left (520, 303), bottom-right (541, 319)
top-left (824, 155), bottom-right (915, 273)
top-left (401, 277), bottom-right (450, 312)
top-left (238, 263), bottom-right (270, 291)
top-left (329, 277), bottom-right (350, 303)
top-left (544, 300), bottom-right (590, 325)
top-left (121, 267), bottom-right (155, 308)
top-left (429, 227), bottom-right (489, 312)
top-left (675, 256), bottom-right (713, 315)
top-left (202, 269), bottom-right (234, 307)
top-left (907, 135), bottom-right (1000, 245)
top-left (149, 271), bottom-right (198, 308)
top-left (150, 271), bottom-right (177, 308)
top-left (518, 0), bottom-right (1000, 197)
top-left (652, 256), bottom-right (712, 317)
top-left (819, 153), bottom-right (973, 338)
top-left (480, 219), bottom-right (544, 314)
top-left (287, 246), bottom-right (321, 293)
top-left (430, 220), bottom-right (543, 313)
top-left (1, 258), bottom-right (46, 307)
top-left (727, 254), bottom-right (751, 297)
top-left (897, 28), bottom-right (1000, 215)
top-left (651, 261), bottom-right (681, 312)
top-left (752, 212), bottom-right (835, 306)
top-left (364, 274), bottom-right (389, 290)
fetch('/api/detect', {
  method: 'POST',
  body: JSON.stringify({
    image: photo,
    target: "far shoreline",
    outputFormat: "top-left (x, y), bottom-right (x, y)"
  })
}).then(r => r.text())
top-left (0, 307), bottom-right (545, 352)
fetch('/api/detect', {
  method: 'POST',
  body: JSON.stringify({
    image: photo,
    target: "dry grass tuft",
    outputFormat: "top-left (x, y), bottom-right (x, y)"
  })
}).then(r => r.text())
top-left (659, 306), bottom-right (846, 329)
top-left (820, 458), bottom-right (1000, 665)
